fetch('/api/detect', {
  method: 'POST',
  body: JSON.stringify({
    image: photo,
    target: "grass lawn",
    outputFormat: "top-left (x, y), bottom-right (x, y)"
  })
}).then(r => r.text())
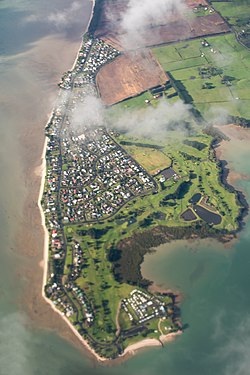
top-left (110, 86), bottom-right (178, 114)
top-left (122, 144), bottom-right (172, 175)
top-left (114, 92), bottom-right (152, 111)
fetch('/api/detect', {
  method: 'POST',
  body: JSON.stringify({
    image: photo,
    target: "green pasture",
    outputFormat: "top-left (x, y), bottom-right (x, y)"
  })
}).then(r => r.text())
top-left (212, 1), bottom-right (250, 25)
top-left (152, 33), bottom-right (250, 119)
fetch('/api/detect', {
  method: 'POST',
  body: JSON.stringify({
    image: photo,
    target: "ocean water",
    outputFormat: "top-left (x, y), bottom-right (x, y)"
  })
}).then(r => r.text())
top-left (1, 1), bottom-right (250, 375)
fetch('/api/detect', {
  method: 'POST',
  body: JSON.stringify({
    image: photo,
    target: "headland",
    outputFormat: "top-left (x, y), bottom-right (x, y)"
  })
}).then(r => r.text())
top-left (39, 0), bottom-right (249, 362)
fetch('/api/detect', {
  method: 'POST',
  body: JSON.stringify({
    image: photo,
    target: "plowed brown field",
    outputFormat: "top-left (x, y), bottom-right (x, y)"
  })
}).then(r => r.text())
top-left (94, 0), bottom-right (229, 50)
top-left (96, 50), bottom-right (169, 105)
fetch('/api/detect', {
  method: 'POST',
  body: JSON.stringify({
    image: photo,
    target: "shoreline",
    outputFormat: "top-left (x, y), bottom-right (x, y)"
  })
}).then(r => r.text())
top-left (38, 134), bottom-right (182, 363)
top-left (214, 124), bottom-right (249, 233)
top-left (69, 0), bottom-right (96, 73)
top-left (37, 0), bottom-right (182, 363)
top-left (123, 331), bottom-right (182, 357)
top-left (37, 1), bottom-right (247, 363)
top-left (215, 124), bottom-right (250, 186)
top-left (38, 135), bottom-right (107, 363)
top-left (38, 0), bottom-right (109, 363)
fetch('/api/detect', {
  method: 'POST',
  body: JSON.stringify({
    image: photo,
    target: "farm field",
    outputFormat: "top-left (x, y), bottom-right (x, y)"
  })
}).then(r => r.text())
top-left (94, 0), bottom-right (229, 50)
top-left (212, 1), bottom-right (250, 25)
top-left (152, 33), bottom-right (250, 120)
top-left (96, 50), bottom-right (168, 105)
top-left (212, 1), bottom-right (250, 48)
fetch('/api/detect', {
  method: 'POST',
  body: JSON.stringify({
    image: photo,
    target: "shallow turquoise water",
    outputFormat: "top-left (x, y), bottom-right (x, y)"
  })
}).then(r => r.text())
top-left (1, 1), bottom-right (250, 374)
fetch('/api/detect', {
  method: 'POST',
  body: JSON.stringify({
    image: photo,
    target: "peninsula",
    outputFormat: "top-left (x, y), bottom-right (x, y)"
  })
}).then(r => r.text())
top-left (41, 0), bottom-right (249, 361)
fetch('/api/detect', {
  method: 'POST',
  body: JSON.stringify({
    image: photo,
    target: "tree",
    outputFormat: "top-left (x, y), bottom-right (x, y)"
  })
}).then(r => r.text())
top-left (202, 82), bottom-right (215, 90)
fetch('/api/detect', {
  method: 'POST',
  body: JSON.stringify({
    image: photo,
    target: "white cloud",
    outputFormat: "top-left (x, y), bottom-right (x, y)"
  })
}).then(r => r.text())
top-left (25, 1), bottom-right (82, 30)
top-left (70, 94), bottom-right (105, 131)
top-left (67, 92), bottom-right (191, 140)
top-left (112, 98), bottom-right (192, 139)
top-left (0, 313), bottom-right (31, 375)
top-left (117, 0), bottom-right (187, 49)
top-left (212, 312), bottom-right (250, 375)
top-left (47, 1), bottom-right (82, 28)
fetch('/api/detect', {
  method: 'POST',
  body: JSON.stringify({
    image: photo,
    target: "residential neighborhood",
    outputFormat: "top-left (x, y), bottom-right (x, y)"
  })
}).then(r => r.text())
top-left (59, 128), bottom-right (157, 223)
top-left (59, 36), bottom-right (119, 90)
top-left (43, 29), bottom-right (181, 359)
top-left (43, 32), bottom-right (160, 330)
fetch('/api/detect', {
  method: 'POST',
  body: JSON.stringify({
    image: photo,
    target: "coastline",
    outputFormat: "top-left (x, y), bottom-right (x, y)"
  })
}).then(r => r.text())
top-left (214, 124), bottom-right (249, 232)
top-left (215, 124), bottom-right (250, 186)
top-left (69, 0), bottom-right (96, 72)
top-left (123, 331), bottom-right (182, 357)
top-left (37, 0), bottom-right (182, 362)
top-left (38, 133), bottom-right (182, 362)
top-left (3, 0), bottom-right (249, 370)
top-left (37, 1), bottom-right (247, 363)
top-left (37, 0), bottom-right (109, 363)
top-left (38, 134), bottom-right (107, 362)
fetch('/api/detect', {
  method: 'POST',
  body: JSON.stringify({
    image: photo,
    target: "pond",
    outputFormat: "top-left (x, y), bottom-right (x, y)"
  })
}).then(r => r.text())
top-left (193, 204), bottom-right (222, 225)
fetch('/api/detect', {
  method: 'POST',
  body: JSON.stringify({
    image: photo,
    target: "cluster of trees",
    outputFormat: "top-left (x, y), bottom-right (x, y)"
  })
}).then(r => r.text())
top-left (183, 139), bottom-right (207, 151)
top-left (204, 126), bottom-right (229, 142)
top-left (167, 71), bottom-right (194, 104)
top-left (238, 31), bottom-right (250, 49)
top-left (76, 226), bottom-right (111, 239)
top-left (202, 82), bottom-right (215, 90)
top-left (198, 66), bottom-right (223, 79)
top-left (221, 75), bottom-right (236, 86)
top-left (179, 151), bottom-right (201, 161)
top-left (108, 224), bottom-right (224, 286)
top-left (230, 116), bottom-right (250, 128)
top-left (119, 140), bottom-right (163, 150)
top-left (160, 181), bottom-right (192, 205)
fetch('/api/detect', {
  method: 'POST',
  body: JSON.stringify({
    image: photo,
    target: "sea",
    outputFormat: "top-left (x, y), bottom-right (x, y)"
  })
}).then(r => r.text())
top-left (1, 1), bottom-right (250, 374)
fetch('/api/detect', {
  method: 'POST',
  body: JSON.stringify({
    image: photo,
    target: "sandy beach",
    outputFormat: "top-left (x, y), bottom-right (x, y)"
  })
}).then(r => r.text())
top-left (37, 135), bottom-right (106, 362)
top-left (31, 0), bottom-right (111, 363)
top-left (31, 0), bottom-right (180, 363)
top-left (7, 0), bottom-right (107, 366)
top-left (38, 131), bottom-right (181, 363)
top-left (124, 339), bottom-right (162, 355)
top-left (18, 0), bottom-right (183, 363)
top-left (124, 331), bottom-right (182, 357)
